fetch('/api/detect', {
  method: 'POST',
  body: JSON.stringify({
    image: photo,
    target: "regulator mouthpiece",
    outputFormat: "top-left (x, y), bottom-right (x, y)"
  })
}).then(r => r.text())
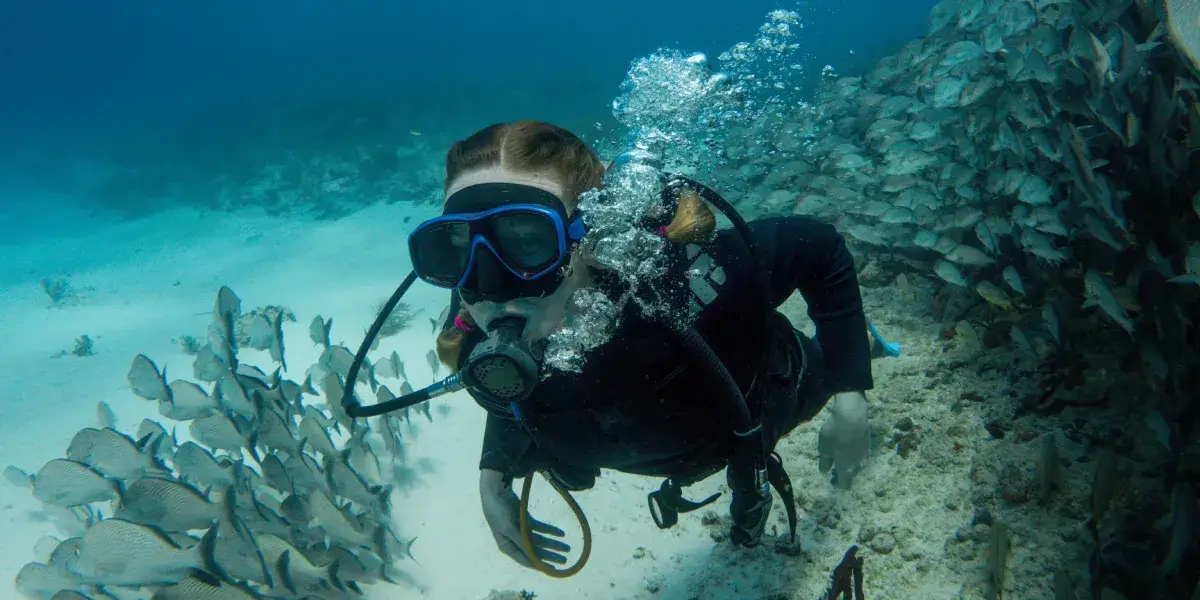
top-left (461, 316), bottom-right (543, 408)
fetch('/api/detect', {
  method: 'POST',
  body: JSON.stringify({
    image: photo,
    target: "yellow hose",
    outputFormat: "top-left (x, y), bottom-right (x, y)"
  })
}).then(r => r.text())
top-left (518, 471), bottom-right (592, 577)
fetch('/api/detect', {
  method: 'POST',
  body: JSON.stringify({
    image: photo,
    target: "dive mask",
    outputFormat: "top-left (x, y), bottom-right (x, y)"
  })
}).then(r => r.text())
top-left (408, 182), bottom-right (586, 303)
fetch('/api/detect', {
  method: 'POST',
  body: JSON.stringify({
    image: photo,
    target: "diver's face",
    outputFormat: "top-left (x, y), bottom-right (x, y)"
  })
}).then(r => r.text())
top-left (445, 167), bottom-right (588, 341)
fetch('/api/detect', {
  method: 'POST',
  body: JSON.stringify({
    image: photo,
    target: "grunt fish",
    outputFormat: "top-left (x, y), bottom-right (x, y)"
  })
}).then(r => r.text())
top-left (68, 519), bottom-right (223, 587)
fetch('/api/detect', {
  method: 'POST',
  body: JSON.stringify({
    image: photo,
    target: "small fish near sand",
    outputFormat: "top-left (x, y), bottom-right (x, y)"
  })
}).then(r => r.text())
top-left (68, 519), bottom-right (223, 587)
top-left (27, 459), bottom-right (121, 508)
top-left (425, 349), bottom-right (440, 379)
top-left (9, 284), bottom-right (424, 599)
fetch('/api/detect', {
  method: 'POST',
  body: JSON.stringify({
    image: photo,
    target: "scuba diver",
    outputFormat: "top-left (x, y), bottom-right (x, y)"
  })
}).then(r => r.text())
top-left (345, 120), bottom-right (878, 572)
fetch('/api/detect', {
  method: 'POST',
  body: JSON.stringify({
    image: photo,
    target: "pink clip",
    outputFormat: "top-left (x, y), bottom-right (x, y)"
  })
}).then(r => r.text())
top-left (453, 314), bottom-right (475, 332)
top-left (654, 225), bottom-right (669, 239)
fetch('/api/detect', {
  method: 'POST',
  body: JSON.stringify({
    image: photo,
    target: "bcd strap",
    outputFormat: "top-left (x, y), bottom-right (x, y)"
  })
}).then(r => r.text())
top-left (647, 478), bottom-right (721, 529)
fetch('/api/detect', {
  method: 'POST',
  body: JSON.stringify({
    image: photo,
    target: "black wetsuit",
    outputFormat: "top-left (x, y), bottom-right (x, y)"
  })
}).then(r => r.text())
top-left (469, 216), bottom-right (875, 488)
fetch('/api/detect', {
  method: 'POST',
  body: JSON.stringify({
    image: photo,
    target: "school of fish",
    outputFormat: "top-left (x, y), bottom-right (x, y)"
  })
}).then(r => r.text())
top-left (708, 0), bottom-right (1200, 404)
top-left (6, 286), bottom-right (441, 600)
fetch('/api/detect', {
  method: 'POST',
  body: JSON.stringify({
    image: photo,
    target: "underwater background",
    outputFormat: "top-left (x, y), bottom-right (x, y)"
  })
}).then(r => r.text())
top-left (2, 0), bottom-right (1199, 599)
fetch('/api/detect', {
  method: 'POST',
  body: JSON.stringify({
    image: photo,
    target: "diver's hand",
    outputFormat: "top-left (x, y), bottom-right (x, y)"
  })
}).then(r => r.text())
top-left (817, 391), bottom-right (871, 488)
top-left (479, 469), bottom-right (570, 569)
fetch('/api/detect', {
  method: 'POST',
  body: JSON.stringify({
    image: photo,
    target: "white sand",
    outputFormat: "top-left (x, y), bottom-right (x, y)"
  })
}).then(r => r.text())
top-left (0, 200), bottom-right (1039, 600)
top-left (0, 203), bottom-right (778, 600)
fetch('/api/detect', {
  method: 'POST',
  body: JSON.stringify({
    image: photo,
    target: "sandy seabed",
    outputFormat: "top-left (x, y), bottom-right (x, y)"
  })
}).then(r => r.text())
top-left (0, 201), bottom-right (1061, 600)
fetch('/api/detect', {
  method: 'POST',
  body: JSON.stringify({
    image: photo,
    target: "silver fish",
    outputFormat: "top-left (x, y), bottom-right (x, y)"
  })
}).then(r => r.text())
top-left (151, 574), bottom-right (266, 600)
top-left (255, 533), bottom-right (341, 593)
top-left (16, 561), bottom-right (86, 600)
top-left (267, 313), bottom-right (286, 370)
top-left (173, 442), bottom-right (236, 491)
top-left (193, 344), bottom-right (230, 382)
top-left (1042, 303), bottom-right (1062, 347)
top-left (324, 454), bottom-right (389, 513)
top-left (211, 512), bottom-right (274, 588)
top-left (128, 354), bottom-right (171, 402)
top-left (216, 374), bottom-right (256, 418)
top-left (1001, 266), bottom-right (1026, 296)
top-left (279, 494), bottom-right (312, 525)
top-left (320, 346), bottom-right (356, 380)
top-left (48, 537), bottom-right (83, 568)
top-left (258, 453), bottom-right (293, 493)
top-left (954, 321), bottom-right (980, 348)
top-left (95, 401), bottom-right (116, 429)
top-left (50, 590), bottom-right (94, 600)
top-left (426, 349), bottom-right (440, 379)
top-left (320, 372), bottom-right (354, 433)
top-left (309, 315), bottom-right (333, 349)
top-left (162, 379), bottom-right (220, 421)
top-left (252, 400), bottom-right (298, 454)
top-left (975, 281), bottom-right (1015, 310)
top-left (75, 427), bottom-right (169, 481)
top-left (5, 464), bottom-right (33, 488)
top-left (246, 315), bottom-right (275, 351)
top-left (189, 410), bottom-right (251, 457)
top-left (136, 418), bottom-right (178, 461)
top-left (114, 478), bottom-right (231, 532)
top-left (69, 519), bottom-right (222, 587)
top-left (31, 459), bottom-right (119, 507)
top-left (300, 415), bottom-right (339, 458)
top-left (308, 490), bottom-right (377, 550)
top-left (284, 444), bottom-right (327, 493)
top-left (1083, 269), bottom-right (1134, 334)
top-left (209, 287), bottom-right (241, 368)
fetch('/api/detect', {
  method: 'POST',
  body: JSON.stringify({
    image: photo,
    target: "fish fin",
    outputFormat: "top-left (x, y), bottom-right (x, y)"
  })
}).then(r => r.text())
top-left (5, 466), bottom-right (34, 488)
top-left (134, 432), bottom-right (155, 450)
top-left (301, 375), bottom-right (318, 396)
top-left (380, 561), bottom-right (399, 584)
top-left (111, 479), bottom-right (126, 510)
top-left (328, 558), bottom-right (347, 591)
top-left (404, 536), bottom-right (419, 564)
top-left (253, 544), bottom-right (274, 589)
top-left (189, 567), bottom-right (222, 587)
top-left (1082, 297), bottom-right (1097, 308)
top-left (277, 550), bottom-right (298, 594)
top-left (196, 526), bottom-right (228, 583)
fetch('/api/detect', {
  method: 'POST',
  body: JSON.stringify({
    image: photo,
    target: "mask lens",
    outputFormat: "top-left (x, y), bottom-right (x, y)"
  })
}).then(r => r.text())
top-left (490, 212), bottom-right (560, 275)
top-left (412, 221), bottom-right (471, 286)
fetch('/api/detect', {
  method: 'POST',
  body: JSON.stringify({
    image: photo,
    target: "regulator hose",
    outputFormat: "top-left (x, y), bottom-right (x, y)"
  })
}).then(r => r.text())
top-left (518, 472), bottom-right (593, 578)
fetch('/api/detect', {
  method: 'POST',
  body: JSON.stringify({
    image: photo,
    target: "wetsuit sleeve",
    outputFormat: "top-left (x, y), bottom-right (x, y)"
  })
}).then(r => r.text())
top-left (748, 216), bottom-right (874, 393)
top-left (479, 412), bottom-right (535, 475)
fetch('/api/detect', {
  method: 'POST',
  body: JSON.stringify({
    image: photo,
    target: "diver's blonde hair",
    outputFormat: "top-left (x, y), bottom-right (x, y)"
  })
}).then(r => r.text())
top-left (435, 120), bottom-right (716, 372)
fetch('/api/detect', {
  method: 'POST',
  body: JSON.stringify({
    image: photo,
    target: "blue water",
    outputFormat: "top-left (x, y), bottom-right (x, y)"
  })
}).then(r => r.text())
top-left (0, 0), bottom-right (933, 202)
top-left (0, 3), bottom-right (935, 596)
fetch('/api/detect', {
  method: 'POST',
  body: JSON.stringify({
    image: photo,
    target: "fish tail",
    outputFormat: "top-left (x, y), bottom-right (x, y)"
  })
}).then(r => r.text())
top-left (196, 526), bottom-right (228, 583)
top-left (111, 478), bottom-right (126, 509)
top-left (327, 558), bottom-right (347, 591)
top-left (276, 550), bottom-right (298, 594)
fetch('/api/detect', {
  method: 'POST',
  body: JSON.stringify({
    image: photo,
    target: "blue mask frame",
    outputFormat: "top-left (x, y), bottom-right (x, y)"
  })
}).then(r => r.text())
top-left (408, 203), bottom-right (587, 289)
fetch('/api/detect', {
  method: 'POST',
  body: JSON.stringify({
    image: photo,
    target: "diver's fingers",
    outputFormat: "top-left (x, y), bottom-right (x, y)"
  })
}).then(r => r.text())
top-left (531, 532), bottom-right (572, 554)
top-left (534, 547), bottom-right (570, 565)
top-left (496, 537), bottom-right (534, 568)
top-left (529, 517), bottom-right (566, 537)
